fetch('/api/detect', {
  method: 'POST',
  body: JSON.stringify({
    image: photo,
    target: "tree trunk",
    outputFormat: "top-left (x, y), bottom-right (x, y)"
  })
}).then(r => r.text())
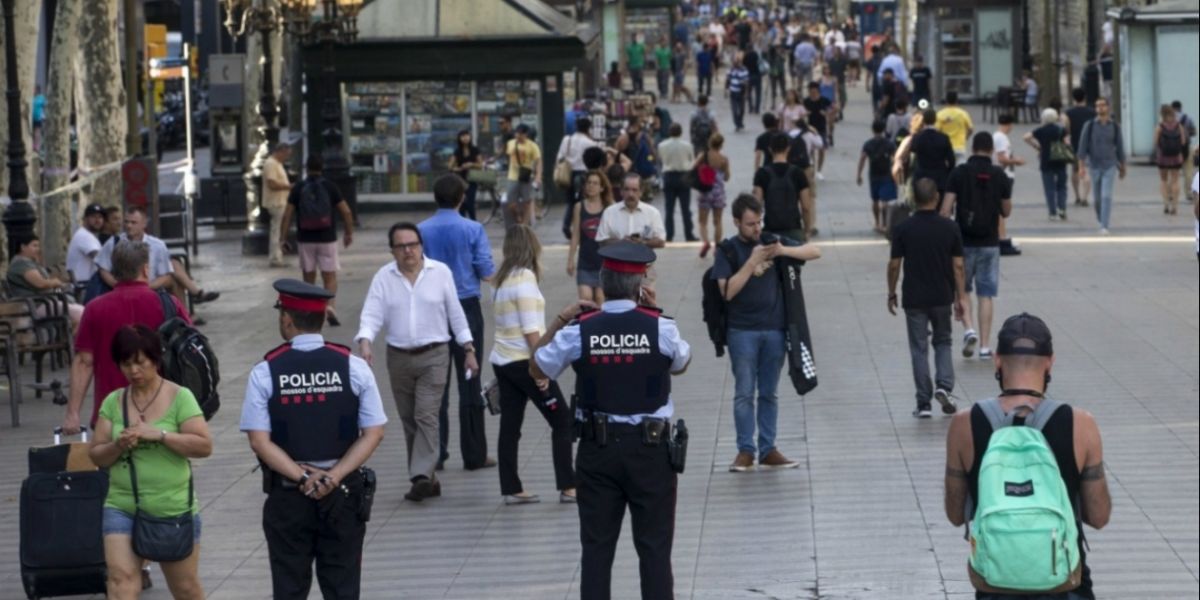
top-left (74, 0), bottom-right (127, 207)
top-left (40, 0), bottom-right (84, 271)
top-left (0, 0), bottom-right (44, 269)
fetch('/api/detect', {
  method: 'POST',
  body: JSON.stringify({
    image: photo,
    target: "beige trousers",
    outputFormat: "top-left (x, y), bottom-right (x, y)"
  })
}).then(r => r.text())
top-left (387, 345), bottom-right (450, 481)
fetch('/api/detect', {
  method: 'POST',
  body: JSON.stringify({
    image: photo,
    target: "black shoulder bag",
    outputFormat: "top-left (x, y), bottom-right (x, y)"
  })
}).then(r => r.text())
top-left (122, 388), bottom-right (195, 562)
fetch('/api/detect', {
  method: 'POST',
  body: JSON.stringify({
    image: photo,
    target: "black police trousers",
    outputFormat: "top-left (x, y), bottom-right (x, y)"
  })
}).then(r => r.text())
top-left (263, 480), bottom-right (366, 600)
top-left (576, 428), bottom-right (677, 600)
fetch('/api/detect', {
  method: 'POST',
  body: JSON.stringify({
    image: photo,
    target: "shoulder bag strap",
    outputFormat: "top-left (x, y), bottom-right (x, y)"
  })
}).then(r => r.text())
top-left (122, 388), bottom-right (142, 511)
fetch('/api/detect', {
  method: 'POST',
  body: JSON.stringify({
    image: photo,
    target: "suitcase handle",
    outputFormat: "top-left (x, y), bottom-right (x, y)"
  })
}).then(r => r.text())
top-left (52, 426), bottom-right (90, 445)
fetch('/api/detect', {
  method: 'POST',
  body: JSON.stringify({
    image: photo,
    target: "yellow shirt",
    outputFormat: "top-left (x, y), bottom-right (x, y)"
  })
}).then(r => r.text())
top-left (506, 139), bottom-right (542, 181)
top-left (936, 106), bottom-right (974, 152)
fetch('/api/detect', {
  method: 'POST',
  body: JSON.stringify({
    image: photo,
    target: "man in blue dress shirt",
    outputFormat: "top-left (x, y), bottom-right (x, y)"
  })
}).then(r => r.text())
top-left (241, 279), bottom-right (386, 599)
top-left (531, 242), bottom-right (691, 600)
top-left (418, 174), bottom-right (497, 470)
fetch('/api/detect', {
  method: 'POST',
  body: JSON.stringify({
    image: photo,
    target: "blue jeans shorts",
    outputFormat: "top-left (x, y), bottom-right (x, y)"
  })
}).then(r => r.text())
top-left (869, 177), bottom-right (897, 202)
top-left (963, 246), bottom-right (1000, 298)
top-left (102, 507), bottom-right (202, 541)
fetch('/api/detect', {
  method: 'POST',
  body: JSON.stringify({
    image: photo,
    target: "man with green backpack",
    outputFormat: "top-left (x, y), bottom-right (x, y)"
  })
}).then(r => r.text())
top-left (943, 314), bottom-right (1111, 599)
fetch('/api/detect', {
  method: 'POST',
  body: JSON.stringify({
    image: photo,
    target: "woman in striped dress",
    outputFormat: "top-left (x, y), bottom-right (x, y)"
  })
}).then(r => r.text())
top-left (489, 225), bottom-right (577, 505)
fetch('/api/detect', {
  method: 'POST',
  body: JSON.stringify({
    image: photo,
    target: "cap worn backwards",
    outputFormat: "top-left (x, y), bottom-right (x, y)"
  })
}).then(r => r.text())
top-left (996, 312), bottom-right (1053, 357)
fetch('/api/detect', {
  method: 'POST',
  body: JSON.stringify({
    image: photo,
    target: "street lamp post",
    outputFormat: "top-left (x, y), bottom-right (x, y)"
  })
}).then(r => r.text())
top-left (223, 0), bottom-right (282, 256)
top-left (1, 0), bottom-right (35, 261)
top-left (280, 0), bottom-right (364, 228)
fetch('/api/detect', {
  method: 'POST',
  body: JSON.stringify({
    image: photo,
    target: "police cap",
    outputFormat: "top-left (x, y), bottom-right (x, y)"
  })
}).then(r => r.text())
top-left (273, 278), bottom-right (333, 313)
top-left (598, 241), bottom-right (656, 275)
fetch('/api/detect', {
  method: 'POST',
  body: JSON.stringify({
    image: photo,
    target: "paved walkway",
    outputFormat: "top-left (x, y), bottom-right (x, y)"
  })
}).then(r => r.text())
top-left (1, 79), bottom-right (1197, 600)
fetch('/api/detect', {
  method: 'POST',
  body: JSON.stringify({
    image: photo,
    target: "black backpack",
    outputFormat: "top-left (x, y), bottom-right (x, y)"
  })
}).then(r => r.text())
top-left (955, 162), bottom-right (1002, 239)
top-left (701, 241), bottom-right (739, 357)
top-left (763, 165), bottom-right (803, 232)
top-left (787, 132), bottom-right (811, 170)
top-left (690, 110), bottom-right (715, 150)
top-left (297, 180), bottom-right (333, 231)
top-left (868, 139), bottom-right (895, 177)
top-left (1159, 123), bottom-right (1184, 157)
top-left (158, 292), bottom-right (221, 420)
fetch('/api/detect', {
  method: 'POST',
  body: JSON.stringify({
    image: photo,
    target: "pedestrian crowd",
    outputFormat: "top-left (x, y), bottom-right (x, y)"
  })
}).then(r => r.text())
top-left (42, 4), bottom-right (1200, 597)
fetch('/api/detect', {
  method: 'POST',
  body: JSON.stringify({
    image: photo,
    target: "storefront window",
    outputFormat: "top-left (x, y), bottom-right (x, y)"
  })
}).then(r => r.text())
top-left (347, 80), bottom-right (542, 197)
top-left (348, 83), bottom-right (403, 194)
top-left (476, 80), bottom-right (540, 159)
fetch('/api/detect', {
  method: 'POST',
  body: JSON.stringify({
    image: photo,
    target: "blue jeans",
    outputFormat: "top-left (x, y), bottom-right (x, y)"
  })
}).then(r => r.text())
top-left (730, 91), bottom-right (746, 129)
top-left (727, 328), bottom-right (787, 457)
top-left (1090, 165), bottom-right (1117, 229)
top-left (1040, 165), bottom-right (1068, 216)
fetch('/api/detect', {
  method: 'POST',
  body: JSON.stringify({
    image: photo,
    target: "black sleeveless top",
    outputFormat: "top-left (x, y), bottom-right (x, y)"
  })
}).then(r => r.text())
top-left (968, 402), bottom-right (1093, 600)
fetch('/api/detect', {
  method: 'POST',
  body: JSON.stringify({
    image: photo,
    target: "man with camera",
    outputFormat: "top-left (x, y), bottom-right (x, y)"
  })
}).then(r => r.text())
top-left (711, 194), bottom-right (821, 473)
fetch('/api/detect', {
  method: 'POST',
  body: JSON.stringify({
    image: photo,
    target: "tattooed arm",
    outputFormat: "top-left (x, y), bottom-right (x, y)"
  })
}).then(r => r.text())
top-left (944, 410), bottom-right (973, 526)
top-left (1075, 409), bottom-right (1112, 529)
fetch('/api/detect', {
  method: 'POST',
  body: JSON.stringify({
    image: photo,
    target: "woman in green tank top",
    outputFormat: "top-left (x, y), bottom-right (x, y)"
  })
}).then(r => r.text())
top-left (89, 324), bottom-right (212, 599)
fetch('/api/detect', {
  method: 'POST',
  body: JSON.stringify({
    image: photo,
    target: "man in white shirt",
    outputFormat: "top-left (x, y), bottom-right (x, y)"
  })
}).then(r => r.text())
top-left (355, 222), bottom-right (477, 502)
top-left (992, 114), bottom-right (1026, 255)
top-left (66, 203), bottom-right (106, 284)
top-left (96, 206), bottom-right (219, 306)
top-left (262, 142), bottom-right (293, 267)
top-left (657, 123), bottom-right (697, 242)
top-left (556, 117), bottom-right (600, 239)
top-left (596, 172), bottom-right (667, 249)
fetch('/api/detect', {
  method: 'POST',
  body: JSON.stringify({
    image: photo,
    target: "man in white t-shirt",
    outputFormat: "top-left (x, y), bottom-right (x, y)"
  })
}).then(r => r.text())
top-left (66, 203), bottom-right (106, 283)
top-left (992, 114), bottom-right (1026, 255)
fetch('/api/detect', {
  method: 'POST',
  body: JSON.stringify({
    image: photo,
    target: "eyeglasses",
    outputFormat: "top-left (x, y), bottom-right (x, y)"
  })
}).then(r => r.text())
top-left (392, 241), bottom-right (422, 252)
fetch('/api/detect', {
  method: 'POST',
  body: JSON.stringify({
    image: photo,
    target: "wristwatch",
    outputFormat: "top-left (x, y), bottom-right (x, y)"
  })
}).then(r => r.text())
top-left (160, 429), bottom-right (168, 442)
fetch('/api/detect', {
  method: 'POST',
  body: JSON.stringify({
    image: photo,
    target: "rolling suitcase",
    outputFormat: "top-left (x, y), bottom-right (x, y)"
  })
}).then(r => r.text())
top-left (20, 429), bottom-right (109, 600)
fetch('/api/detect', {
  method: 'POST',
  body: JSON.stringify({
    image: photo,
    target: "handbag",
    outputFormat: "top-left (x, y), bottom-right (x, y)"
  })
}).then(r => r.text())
top-left (122, 388), bottom-right (195, 563)
top-left (481, 378), bottom-right (501, 415)
top-left (553, 136), bottom-right (574, 189)
top-left (516, 144), bottom-right (534, 184)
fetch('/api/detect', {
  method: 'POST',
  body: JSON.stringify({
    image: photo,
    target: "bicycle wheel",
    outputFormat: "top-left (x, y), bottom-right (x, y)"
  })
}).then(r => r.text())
top-left (482, 187), bottom-right (501, 226)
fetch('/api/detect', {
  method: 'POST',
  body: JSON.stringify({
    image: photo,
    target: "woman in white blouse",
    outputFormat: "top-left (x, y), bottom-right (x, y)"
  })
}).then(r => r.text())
top-left (489, 225), bottom-right (577, 505)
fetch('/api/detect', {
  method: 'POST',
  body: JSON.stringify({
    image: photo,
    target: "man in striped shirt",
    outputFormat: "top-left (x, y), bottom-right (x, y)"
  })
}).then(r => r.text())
top-left (726, 55), bottom-right (750, 132)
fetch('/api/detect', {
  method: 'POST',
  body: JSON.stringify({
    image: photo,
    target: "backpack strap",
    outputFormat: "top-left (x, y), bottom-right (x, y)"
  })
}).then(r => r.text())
top-left (977, 397), bottom-right (1009, 430)
top-left (1023, 397), bottom-right (1062, 431)
top-left (979, 396), bottom-right (1062, 430)
top-left (158, 290), bottom-right (178, 322)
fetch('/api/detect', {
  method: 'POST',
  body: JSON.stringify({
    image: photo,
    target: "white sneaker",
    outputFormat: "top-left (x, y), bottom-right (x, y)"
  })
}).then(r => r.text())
top-left (962, 330), bottom-right (979, 358)
top-left (1099, 228), bottom-right (1110, 235)
top-left (979, 347), bottom-right (993, 361)
top-left (934, 389), bottom-right (957, 415)
top-left (816, 172), bottom-right (825, 181)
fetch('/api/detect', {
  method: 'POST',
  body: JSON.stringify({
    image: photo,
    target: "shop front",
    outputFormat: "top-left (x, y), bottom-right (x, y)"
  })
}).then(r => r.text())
top-left (916, 0), bottom-right (1022, 101)
top-left (300, 0), bottom-right (597, 203)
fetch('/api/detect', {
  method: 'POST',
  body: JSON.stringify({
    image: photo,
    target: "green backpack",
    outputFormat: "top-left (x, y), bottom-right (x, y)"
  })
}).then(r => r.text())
top-left (968, 398), bottom-right (1082, 594)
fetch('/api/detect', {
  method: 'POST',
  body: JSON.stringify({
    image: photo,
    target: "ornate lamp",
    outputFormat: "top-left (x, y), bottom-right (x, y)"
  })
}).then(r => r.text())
top-left (1, 0), bottom-right (34, 261)
top-left (279, 0), bottom-right (365, 226)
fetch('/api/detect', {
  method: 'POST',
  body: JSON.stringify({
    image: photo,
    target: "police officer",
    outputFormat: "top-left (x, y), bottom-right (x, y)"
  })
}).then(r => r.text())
top-left (241, 279), bottom-right (387, 600)
top-left (531, 242), bottom-right (692, 600)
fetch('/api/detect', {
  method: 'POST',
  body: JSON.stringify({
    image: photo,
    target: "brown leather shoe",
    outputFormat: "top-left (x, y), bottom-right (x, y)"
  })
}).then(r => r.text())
top-left (728, 451), bottom-right (756, 472)
top-left (759, 449), bottom-right (800, 469)
top-left (404, 478), bottom-right (435, 502)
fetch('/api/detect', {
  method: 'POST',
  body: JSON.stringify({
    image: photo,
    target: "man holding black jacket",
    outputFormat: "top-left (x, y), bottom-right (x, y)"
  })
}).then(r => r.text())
top-left (711, 194), bottom-right (821, 473)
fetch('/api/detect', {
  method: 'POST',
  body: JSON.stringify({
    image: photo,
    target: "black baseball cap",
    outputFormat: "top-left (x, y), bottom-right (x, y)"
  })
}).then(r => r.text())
top-left (996, 313), bottom-right (1053, 357)
top-left (84, 203), bottom-right (106, 217)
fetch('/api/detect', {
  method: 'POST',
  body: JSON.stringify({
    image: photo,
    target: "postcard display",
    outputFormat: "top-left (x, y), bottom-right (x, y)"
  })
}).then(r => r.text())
top-left (347, 80), bottom-right (541, 196)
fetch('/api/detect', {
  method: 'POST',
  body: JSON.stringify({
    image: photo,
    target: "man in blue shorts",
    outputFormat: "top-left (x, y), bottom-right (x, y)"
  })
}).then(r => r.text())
top-left (857, 119), bottom-right (897, 234)
top-left (940, 132), bottom-right (1012, 361)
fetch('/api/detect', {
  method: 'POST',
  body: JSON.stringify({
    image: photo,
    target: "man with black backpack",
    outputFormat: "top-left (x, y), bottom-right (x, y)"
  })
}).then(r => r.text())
top-left (690, 95), bottom-right (719, 155)
top-left (754, 132), bottom-right (813, 243)
top-left (279, 155), bottom-right (355, 327)
top-left (857, 119), bottom-right (898, 234)
top-left (711, 194), bottom-right (821, 473)
top-left (944, 313), bottom-right (1110, 599)
top-left (940, 133), bottom-right (1012, 362)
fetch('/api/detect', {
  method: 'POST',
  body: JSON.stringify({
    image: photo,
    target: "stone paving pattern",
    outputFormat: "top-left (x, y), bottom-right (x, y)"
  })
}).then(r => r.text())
top-left (0, 81), bottom-right (1196, 600)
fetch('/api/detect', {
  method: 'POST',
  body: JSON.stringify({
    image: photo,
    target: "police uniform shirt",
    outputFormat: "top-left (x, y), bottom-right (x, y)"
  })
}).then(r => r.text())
top-left (534, 299), bottom-right (690, 423)
top-left (241, 333), bottom-right (388, 467)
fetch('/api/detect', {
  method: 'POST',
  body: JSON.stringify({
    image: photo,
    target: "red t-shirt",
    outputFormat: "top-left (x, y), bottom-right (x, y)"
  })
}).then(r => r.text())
top-left (75, 281), bottom-right (191, 425)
